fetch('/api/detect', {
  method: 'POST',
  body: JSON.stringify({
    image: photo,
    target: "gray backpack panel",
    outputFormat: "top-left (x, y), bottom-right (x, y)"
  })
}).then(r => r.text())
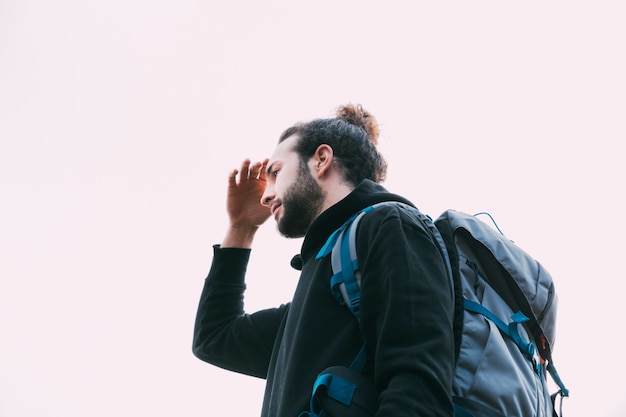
top-left (441, 210), bottom-right (554, 416)
top-left (439, 210), bottom-right (558, 355)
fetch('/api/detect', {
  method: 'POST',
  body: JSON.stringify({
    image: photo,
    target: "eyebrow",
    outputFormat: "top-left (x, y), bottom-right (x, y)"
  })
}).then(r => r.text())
top-left (266, 161), bottom-right (277, 176)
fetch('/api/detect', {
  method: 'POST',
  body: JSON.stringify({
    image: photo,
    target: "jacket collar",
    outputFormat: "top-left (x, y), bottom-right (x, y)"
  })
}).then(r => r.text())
top-left (298, 180), bottom-right (414, 264)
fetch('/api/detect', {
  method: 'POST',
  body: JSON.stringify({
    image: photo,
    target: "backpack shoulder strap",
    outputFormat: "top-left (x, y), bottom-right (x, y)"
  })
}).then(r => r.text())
top-left (316, 205), bottom-right (375, 321)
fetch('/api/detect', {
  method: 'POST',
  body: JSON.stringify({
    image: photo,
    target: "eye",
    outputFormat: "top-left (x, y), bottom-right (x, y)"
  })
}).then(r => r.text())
top-left (270, 169), bottom-right (280, 177)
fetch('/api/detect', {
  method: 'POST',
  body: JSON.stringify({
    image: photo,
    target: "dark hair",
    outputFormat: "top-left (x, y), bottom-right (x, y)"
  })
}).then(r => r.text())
top-left (278, 104), bottom-right (387, 185)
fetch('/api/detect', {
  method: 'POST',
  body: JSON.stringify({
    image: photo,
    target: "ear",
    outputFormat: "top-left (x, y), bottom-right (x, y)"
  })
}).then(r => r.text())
top-left (311, 144), bottom-right (334, 179)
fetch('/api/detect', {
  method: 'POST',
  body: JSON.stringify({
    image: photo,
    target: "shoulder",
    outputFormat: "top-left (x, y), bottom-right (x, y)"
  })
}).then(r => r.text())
top-left (358, 202), bottom-right (430, 233)
top-left (352, 202), bottom-right (437, 258)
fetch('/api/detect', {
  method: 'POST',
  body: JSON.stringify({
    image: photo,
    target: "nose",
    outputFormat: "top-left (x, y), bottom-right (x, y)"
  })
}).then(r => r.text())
top-left (260, 184), bottom-right (275, 207)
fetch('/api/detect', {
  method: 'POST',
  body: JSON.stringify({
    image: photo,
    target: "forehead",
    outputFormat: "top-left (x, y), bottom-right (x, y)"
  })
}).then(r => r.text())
top-left (268, 135), bottom-right (299, 165)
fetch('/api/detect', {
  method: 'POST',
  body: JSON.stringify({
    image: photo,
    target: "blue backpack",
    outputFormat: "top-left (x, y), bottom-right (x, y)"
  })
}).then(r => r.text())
top-left (305, 202), bottom-right (569, 417)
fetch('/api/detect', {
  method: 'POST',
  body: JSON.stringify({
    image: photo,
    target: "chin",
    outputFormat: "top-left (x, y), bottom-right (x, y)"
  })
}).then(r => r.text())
top-left (277, 221), bottom-right (306, 239)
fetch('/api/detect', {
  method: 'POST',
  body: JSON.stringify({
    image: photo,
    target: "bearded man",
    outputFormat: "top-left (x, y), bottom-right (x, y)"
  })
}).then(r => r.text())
top-left (193, 104), bottom-right (455, 417)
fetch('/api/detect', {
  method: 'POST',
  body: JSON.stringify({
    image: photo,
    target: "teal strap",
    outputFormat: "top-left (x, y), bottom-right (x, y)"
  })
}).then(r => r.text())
top-left (547, 362), bottom-right (570, 397)
top-left (463, 299), bottom-right (535, 360)
top-left (316, 207), bottom-right (375, 260)
top-left (320, 208), bottom-right (371, 373)
top-left (324, 207), bottom-right (372, 321)
top-left (316, 222), bottom-right (349, 260)
top-left (454, 404), bottom-right (475, 417)
top-left (329, 272), bottom-right (346, 304)
top-left (349, 344), bottom-right (367, 373)
top-left (340, 220), bottom-right (362, 320)
top-left (310, 372), bottom-right (357, 413)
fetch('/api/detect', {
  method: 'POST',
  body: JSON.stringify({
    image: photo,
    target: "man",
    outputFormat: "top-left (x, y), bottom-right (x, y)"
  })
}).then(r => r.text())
top-left (193, 104), bottom-right (455, 416)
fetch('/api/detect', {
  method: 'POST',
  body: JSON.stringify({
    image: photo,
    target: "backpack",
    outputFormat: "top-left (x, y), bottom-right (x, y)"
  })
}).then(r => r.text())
top-left (304, 202), bottom-right (569, 417)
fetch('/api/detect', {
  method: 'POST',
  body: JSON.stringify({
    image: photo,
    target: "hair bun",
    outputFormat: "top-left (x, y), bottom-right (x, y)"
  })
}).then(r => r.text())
top-left (335, 104), bottom-right (380, 145)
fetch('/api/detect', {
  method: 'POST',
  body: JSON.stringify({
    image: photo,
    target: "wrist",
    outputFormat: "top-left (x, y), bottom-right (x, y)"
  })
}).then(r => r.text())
top-left (221, 224), bottom-right (259, 249)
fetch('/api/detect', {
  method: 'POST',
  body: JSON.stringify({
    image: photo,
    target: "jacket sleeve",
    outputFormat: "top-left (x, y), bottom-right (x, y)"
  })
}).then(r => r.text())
top-left (192, 245), bottom-right (288, 379)
top-left (358, 208), bottom-right (455, 417)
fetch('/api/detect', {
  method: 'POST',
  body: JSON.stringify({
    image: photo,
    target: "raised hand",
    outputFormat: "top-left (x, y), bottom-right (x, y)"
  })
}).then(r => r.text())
top-left (222, 159), bottom-right (271, 248)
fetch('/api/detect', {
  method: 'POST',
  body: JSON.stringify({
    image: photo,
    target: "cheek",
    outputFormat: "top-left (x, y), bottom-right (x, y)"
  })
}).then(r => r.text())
top-left (274, 179), bottom-right (291, 199)
top-left (275, 171), bottom-right (297, 197)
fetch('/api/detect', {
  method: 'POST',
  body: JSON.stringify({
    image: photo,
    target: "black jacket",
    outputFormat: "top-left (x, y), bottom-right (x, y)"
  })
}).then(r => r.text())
top-left (193, 180), bottom-right (455, 417)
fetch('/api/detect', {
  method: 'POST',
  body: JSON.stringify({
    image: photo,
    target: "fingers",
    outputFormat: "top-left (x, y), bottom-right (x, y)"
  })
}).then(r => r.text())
top-left (228, 159), bottom-right (268, 189)
top-left (247, 160), bottom-right (262, 180)
top-left (227, 168), bottom-right (238, 187)
top-left (235, 158), bottom-right (267, 182)
top-left (258, 158), bottom-right (269, 181)
top-left (236, 159), bottom-right (249, 183)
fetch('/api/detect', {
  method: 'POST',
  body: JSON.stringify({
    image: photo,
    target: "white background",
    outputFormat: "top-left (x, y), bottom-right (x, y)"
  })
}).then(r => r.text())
top-left (1, 1), bottom-right (624, 416)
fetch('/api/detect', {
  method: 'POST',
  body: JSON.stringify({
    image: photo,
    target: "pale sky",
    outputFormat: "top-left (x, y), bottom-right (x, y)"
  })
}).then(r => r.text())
top-left (1, 1), bottom-right (625, 416)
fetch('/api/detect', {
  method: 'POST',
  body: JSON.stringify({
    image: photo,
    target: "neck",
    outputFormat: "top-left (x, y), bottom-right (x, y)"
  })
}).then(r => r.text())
top-left (319, 180), bottom-right (354, 213)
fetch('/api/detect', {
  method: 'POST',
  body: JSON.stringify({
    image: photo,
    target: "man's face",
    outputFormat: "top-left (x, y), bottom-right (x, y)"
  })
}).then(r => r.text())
top-left (262, 136), bottom-right (325, 238)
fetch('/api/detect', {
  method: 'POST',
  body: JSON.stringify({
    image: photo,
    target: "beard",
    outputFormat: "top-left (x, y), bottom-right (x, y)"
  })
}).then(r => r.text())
top-left (277, 164), bottom-right (325, 238)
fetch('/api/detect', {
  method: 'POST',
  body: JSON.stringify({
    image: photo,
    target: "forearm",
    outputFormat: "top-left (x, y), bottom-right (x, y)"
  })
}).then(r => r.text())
top-left (193, 246), bottom-right (249, 362)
